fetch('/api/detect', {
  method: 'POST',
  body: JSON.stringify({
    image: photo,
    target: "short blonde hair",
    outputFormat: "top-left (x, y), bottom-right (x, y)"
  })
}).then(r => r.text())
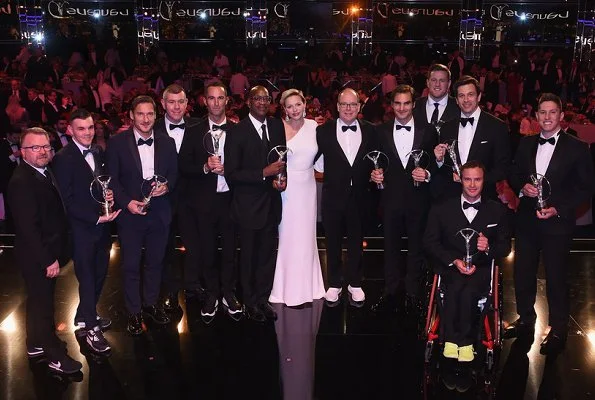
top-left (280, 89), bottom-right (305, 106)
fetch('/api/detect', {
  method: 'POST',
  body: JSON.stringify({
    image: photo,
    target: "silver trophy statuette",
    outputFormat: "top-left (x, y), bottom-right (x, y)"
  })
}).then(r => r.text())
top-left (446, 140), bottom-right (462, 179)
top-left (407, 149), bottom-right (429, 188)
top-left (140, 175), bottom-right (168, 213)
top-left (529, 173), bottom-right (551, 212)
top-left (364, 150), bottom-right (390, 190)
top-left (267, 145), bottom-right (292, 187)
top-left (432, 119), bottom-right (445, 142)
top-left (203, 128), bottom-right (225, 158)
top-left (89, 175), bottom-right (113, 217)
top-left (457, 228), bottom-right (479, 271)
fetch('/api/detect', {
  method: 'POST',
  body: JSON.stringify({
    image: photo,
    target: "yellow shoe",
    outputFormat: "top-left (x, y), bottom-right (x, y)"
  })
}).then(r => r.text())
top-left (458, 345), bottom-right (474, 362)
top-left (443, 342), bottom-right (458, 359)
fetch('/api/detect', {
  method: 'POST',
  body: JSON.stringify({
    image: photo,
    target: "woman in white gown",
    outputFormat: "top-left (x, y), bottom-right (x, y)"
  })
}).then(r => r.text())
top-left (269, 89), bottom-right (325, 306)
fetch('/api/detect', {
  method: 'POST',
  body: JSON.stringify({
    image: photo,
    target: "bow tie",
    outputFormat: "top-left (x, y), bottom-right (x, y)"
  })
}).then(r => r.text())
top-left (137, 138), bottom-right (154, 146)
top-left (395, 124), bottom-right (411, 131)
top-left (463, 201), bottom-right (481, 210)
top-left (538, 136), bottom-right (556, 146)
top-left (342, 125), bottom-right (357, 132)
top-left (82, 148), bottom-right (95, 157)
top-left (212, 123), bottom-right (228, 131)
top-left (460, 117), bottom-right (474, 127)
top-left (170, 123), bottom-right (185, 130)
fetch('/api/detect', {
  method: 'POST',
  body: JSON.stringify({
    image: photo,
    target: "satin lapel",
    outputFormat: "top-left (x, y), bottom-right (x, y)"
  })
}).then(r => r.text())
top-left (354, 120), bottom-right (370, 166)
top-left (154, 136), bottom-right (162, 176)
top-left (71, 144), bottom-right (96, 179)
top-left (544, 133), bottom-right (566, 179)
top-left (466, 112), bottom-right (486, 161)
top-left (127, 132), bottom-right (143, 175)
top-left (330, 120), bottom-right (351, 165)
top-left (385, 122), bottom-right (400, 163)
top-left (529, 136), bottom-right (538, 176)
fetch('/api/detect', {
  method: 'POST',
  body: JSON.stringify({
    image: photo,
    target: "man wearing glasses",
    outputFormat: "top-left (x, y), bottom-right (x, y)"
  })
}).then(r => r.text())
top-left (316, 88), bottom-right (377, 307)
top-left (8, 127), bottom-right (82, 374)
top-left (225, 86), bottom-right (286, 322)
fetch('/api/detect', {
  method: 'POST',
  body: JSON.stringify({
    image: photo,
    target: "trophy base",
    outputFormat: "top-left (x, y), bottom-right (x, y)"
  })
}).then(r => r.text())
top-left (413, 181), bottom-right (420, 188)
top-left (377, 183), bottom-right (385, 190)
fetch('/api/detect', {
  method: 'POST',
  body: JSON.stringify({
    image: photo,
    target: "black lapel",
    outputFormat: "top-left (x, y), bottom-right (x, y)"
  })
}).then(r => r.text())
top-left (330, 120), bottom-right (351, 166)
top-left (544, 132), bottom-right (566, 178)
top-left (354, 119), bottom-right (370, 166)
top-left (466, 111), bottom-right (486, 161)
top-left (529, 136), bottom-right (539, 176)
top-left (385, 122), bottom-right (400, 163)
top-left (127, 131), bottom-right (143, 175)
top-left (154, 135), bottom-right (162, 176)
top-left (69, 143), bottom-right (95, 178)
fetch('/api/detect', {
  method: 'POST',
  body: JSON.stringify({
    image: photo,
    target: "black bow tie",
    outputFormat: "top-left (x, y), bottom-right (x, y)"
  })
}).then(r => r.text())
top-left (342, 125), bottom-right (357, 132)
top-left (170, 123), bottom-right (185, 130)
top-left (538, 136), bottom-right (556, 146)
top-left (463, 201), bottom-right (481, 210)
top-left (212, 123), bottom-right (228, 131)
top-left (395, 124), bottom-right (411, 131)
top-left (137, 138), bottom-right (154, 146)
top-left (460, 117), bottom-right (475, 127)
top-left (82, 149), bottom-right (94, 157)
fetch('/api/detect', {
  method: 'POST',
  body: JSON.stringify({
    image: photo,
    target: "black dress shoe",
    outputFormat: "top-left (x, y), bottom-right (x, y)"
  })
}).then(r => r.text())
top-left (201, 296), bottom-right (219, 325)
top-left (127, 313), bottom-right (144, 336)
top-left (540, 330), bottom-right (567, 355)
top-left (503, 318), bottom-right (535, 340)
top-left (142, 305), bottom-right (171, 325)
top-left (260, 303), bottom-right (278, 320)
top-left (161, 292), bottom-right (180, 312)
top-left (371, 294), bottom-right (399, 314)
top-left (222, 293), bottom-right (243, 321)
top-left (245, 305), bottom-right (266, 323)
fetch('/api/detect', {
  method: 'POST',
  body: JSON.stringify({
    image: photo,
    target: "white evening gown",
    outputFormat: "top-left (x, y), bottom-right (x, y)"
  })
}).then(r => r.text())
top-left (269, 119), bottom-right (325, 306)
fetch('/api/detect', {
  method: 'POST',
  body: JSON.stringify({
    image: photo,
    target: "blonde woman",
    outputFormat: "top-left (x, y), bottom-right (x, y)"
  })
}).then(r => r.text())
top-left (269, 89), bottom-right (325, 306)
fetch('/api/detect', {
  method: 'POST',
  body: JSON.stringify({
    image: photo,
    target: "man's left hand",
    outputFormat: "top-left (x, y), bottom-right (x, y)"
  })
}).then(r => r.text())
top-left (477, 232), bottom-right (489, 252)
top-left (273, 177), bottom-right (287, 192)
top-left (412, 167), bottom-right (427, 183)
top-left (151, 183), bottom-right (168, 197)
top-left (536, 207), bottom-right (558, 219)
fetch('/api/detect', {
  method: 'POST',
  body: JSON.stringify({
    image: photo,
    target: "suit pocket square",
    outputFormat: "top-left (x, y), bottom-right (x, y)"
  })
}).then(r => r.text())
top-left (486, 223), bottom-right (498, 228)
top-left (481, 140), bottom-right (488, 144)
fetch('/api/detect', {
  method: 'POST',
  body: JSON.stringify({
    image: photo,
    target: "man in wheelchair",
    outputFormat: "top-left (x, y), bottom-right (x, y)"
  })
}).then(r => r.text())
top-left (424, 161), bottom-right (512, 362)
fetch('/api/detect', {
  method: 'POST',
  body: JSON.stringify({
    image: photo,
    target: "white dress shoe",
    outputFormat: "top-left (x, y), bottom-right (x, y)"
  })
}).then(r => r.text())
top-left (325, 287), bottom-right (342, 303)
top-left (347, 285), bottom-right (365, 302)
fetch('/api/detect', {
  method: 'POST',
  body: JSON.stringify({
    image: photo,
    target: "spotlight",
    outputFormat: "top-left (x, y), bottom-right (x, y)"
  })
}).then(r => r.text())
top-left (200, 12), bottom-right (206, 19)
top-left (243, 11), bottom-right (250, 17)
top-left (351, 6), bottom-right (359, 14)
top-left (93, 12), bottom-right (100, 19)
top-left (519, 13), bottom-right (526, 21)
top-left (408, 11), bottom-right (414, 16)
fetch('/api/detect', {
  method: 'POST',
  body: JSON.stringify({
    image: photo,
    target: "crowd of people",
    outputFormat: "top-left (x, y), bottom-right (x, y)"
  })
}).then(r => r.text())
top-left (1, 42), bottom-right (594, 378)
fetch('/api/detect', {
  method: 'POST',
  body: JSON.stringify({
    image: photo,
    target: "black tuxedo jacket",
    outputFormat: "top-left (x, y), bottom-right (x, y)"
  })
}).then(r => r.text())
top-left (52, 142), bottom-right (107, 228)
top-left (413, 96), bottom-right (460, 131)
top-left (0, 139), bottom-right (19, 194)
top-left (438, 110), bottom-right (511, 199)
top-left (224, 116), bottom-right (285, 229)
top-left (179, 118), bottom-right (236, 211)
top-left (43, 102), bottom-right (64, 125)
top-left (510, 132), bottom-right (595, 235)
top-left (316, 119), bottom-right (377, 212)
top-left (7, 162), bottom-right (70, 269)
top-left (27, 98), bottom-right (44, 123)
top-left (106, 129), bottom-right (178, 226)
top-left (376, 118), bottom-right (437, 210)
top-left (424, 196), bottom-right (512, 273)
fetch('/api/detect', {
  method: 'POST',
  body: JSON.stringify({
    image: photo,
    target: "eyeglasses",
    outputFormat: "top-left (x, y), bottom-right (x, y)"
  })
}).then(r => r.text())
top-left (338, 102), bottom-right (359, 109)
top-left (22, 145), bottom-right (53, 152)
top-left (252, 96), bottom-right (272, 103)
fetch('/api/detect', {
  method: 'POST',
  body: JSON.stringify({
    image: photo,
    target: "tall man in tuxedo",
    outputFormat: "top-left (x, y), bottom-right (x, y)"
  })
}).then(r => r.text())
top-left (43, 90), bottom-right (64, 126)
top-left (505, 93), bottom-right (595, 354)
top-left (8, 127), bottom-right (82, 374)
top-left (52, 109), bottom-right (121, 354)
top-left (179, 82), bottom-right (241, 323)
top-left (413, 64), bottom-right (460, 133)
top-left (225, 86), bottom-right (286, 322)
top-left (106, 96), bottom-right (178, 335)
top-left (370, 85), bottom-right (437, 314)
top-left (317, 88), bottom-right (376, 306)
top-left (434, 76), bottom-right (510, 201)
top-left (425, 161), bottom-right (511, 362)
top-left (154, 83), bottom-right (200, 312)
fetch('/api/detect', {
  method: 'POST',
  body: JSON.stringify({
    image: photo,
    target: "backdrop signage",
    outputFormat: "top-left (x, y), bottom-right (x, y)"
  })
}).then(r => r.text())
top-left (46, 1), bottom-right (134, 19)
top-left (158, 1), bottom-right (243, 21)
top-left (488, 4), bottom-right (570, 21)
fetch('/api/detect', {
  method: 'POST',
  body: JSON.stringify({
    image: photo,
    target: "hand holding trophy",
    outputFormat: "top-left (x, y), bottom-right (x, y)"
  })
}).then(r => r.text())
top-left (267, 145), bottom-right (291, 190)
top-left (364, 150), bottom-right (389, 189)
top-left (90, 175), bottom-right (113, 217)
top-left (529, 173), bottom-right (551, 213)
top-left (457, 228), bottom-right (479, 272)
top-left (140, 175), bottom-right (168, 213)
top-left (445, 139), bottom-right (462, 180)
top-left (407, 149), bottom-right (429, 187)
top-left (203, 127), bottom-right (225, 174)
top-left (431, 119), bottom-right (446, 143)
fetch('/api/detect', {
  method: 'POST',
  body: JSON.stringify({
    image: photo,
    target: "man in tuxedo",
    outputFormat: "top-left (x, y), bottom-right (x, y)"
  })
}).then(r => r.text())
top-left (316, 88), bottom-right (376, 306)
top-left (179, 82), bottom-right (241, 323)
top-left (8, 127), bottom-right (82, 374)
top-left (26, 89), bottom-right (44, 124)
top-left (425, 161), bottom-right (511, 362)
top-left (154, 83), bottom-right (200, 313)
top-left (52, 109), bottom-right (121, 353)
top-left (106, 95), bottom-right (178, 335)
top-left (505, 93), bottom-right (595, 354)
top-left (224, 86), bottom-right (286, 322)
top-left (434, 76), bottom-right (510, 201)
top-left (370, 85), bottom-right (437, 314)
top-left (50, 116), bottom-right (71, 153)
top-left (43, 90), bottom-right (64, 126)
top-left (413, 64), bottom-right (460, 134)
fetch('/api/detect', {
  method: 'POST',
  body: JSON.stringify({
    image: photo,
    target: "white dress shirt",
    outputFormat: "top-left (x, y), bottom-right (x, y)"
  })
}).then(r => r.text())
top-left (461, 195), bottom-right (481, 223)
top-left (394, 118), bottom-right (414, 168)
top-left (72, 138), bottom-right (95, 171)
top-left (249, 113), bottom-right (268, 141)
top-left (336, 119), bottom-right (362, 166)
top-left (208, 118), bottom-right (230, 193)
top-left (535, 130), bottom-right (560, 176)
top-left (425, 95), bottom-right (449, 124)
top-left (164, 115), bottom-right (185, 153)
top-left (457, 107), bottom-right (482, 165)
top-left (133, 129), bottom-right (155, 179)
top-left (25, 160), bottom-right (47, 177)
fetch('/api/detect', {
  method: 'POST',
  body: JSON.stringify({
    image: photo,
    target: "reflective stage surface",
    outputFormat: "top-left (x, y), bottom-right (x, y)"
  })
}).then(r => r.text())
top-left (0, 237), bottom-right (595, 399)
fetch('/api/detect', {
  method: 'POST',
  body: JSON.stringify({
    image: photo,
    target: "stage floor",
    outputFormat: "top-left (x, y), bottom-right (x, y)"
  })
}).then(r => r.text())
top-left (0, 236), bottom-right (594, 399)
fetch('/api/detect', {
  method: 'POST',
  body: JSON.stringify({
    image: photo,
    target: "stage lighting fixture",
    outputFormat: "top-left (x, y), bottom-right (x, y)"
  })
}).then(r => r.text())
top-left (93, 12), bottom-right (100, 19)
top-left (200, 12), bottom-right (207, 19)
top-left (520, 13), bottom-right (526, 21)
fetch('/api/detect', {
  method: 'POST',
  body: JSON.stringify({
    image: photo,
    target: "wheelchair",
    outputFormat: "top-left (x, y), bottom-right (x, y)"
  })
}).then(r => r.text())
top-left (422, 261), bottom-right (503, 397)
